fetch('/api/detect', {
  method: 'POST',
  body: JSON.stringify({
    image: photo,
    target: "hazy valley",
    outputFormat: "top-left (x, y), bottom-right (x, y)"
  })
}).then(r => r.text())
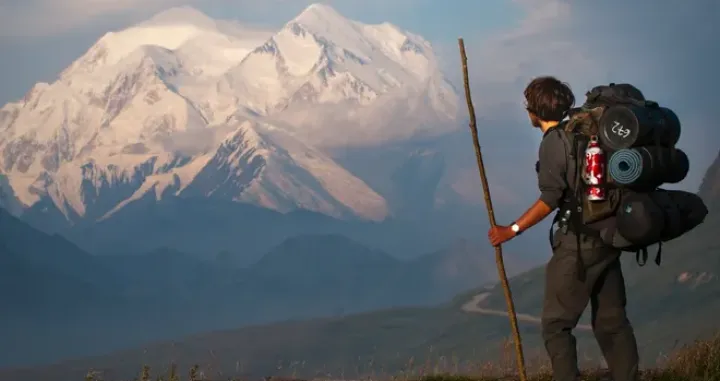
top-left (3, 149), bottom-right (717, 380)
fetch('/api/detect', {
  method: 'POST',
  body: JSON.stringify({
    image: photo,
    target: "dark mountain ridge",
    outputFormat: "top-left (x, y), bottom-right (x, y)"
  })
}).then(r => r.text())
top-left (0, 212), bottom-right (503, 367)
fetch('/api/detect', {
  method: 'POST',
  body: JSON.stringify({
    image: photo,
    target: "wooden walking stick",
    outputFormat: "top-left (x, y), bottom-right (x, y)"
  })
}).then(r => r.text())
top-left (457, 38), bottom-right (528, 381)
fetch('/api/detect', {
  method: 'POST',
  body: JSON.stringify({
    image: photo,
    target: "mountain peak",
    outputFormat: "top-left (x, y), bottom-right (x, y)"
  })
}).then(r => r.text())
top-left (290, 2), bottom-right (355, 36)
top-left (140, 6), bottom-right (216, 29)
top-left (294, 3), bottom-right (345, 24)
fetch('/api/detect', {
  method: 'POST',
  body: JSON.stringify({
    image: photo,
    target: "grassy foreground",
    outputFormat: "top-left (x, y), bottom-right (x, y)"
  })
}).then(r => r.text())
top-left (82, 334), bottom-right (720, 381)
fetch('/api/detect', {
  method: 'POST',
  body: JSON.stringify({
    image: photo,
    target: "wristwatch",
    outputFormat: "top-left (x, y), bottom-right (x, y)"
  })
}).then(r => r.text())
top-left (510, 222), bottom-right (522, 235)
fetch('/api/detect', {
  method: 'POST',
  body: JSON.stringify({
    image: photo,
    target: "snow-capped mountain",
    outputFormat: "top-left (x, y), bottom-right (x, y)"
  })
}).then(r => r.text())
top-left (0, 3), bottom-right (457, 224)
top-left (213, 4), bottom-right (457, 146)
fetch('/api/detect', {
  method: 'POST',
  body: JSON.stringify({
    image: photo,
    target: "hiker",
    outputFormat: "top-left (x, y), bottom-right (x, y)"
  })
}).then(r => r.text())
top-left (487, 76), bottom-right (640, 381)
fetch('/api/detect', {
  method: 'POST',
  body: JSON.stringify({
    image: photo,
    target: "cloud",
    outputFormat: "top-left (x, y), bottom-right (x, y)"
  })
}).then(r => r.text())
top-left (447, 0), bottom-right (719, 195)
top-left (0, 0), bottom-right (433, 37)
top-left (0, 0), bottom-right (173, 36)
top-left (0, 0), bottom-right (293, 37)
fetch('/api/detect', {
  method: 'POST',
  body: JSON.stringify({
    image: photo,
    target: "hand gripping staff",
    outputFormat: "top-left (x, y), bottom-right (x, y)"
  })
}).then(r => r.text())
top-left (457, 38), bottom-right (527, 381)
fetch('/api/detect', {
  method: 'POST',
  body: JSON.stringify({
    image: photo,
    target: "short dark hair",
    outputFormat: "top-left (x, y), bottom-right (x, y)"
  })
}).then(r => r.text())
top-left (523, 76), bottom-right (575, 122)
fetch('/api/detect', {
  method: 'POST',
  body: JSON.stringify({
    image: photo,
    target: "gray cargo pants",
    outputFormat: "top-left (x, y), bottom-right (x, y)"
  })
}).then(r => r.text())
top-left (541, 232), bottom-right (639, 381)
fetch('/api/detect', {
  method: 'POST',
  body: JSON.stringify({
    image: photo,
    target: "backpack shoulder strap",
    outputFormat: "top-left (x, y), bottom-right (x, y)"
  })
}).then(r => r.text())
top-left (547, 126), bottom-right (593, 281)
top-left (549, 127), bottom-right (574, 188)
top-left (553, 126), bottom-right (573, 154)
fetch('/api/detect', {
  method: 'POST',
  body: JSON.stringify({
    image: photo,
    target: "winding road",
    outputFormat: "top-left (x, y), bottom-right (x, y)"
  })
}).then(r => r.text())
top-left (460, 292), bottom-right (593, 331)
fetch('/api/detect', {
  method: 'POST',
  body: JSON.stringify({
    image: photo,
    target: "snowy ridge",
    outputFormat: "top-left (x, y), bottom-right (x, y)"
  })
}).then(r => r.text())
top-left (214, 4), bottom-right (457, 146)
top-left (102, 120), bottom-right (387, 221)
top-left (0, 3), bottom-right (456, 223)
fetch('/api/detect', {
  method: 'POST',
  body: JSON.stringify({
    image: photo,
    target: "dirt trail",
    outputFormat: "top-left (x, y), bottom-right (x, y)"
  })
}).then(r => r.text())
top-left (460, 292), bottom-right (593, 331)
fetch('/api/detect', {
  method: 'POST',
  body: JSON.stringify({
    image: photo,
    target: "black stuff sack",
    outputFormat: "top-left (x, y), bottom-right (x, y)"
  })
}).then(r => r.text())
top-left (615, 189), bottom-right (708, 246)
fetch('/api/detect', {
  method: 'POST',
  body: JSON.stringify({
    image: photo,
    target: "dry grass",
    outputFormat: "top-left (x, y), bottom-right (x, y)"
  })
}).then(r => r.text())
top-left (80, 334), bottom-right (720, 381)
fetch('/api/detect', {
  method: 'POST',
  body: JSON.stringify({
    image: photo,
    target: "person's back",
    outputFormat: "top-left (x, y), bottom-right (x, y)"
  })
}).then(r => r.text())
top-left (487, 77), bottom-right (640, 381)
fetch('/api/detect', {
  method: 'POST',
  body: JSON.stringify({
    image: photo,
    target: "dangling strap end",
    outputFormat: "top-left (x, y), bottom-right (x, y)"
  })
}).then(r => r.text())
top-left (636, 248), bottom-right (648, 267)
top-left (654, 242), bottom-right (663, 266)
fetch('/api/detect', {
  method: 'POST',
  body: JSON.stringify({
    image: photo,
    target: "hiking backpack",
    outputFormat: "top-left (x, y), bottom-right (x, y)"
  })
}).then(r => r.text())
top-left (550, 83), bottom-right (707, 266)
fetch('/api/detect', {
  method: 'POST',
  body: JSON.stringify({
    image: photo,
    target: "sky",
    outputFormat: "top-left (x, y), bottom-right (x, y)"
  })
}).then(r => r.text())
top-left (0, 0), bottom-right (717, 190)
top-left (0, 0), bottom-right (521, 106)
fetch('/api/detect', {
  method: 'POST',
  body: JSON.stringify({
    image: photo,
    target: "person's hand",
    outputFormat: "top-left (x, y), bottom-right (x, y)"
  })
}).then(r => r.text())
top-left (488, 225), bottom-right (516, 246)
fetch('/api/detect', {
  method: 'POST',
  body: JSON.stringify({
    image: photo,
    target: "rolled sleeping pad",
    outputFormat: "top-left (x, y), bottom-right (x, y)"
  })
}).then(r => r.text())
top-left (664, 149), bottom-right (691, 184)
top-left (598, 105), bottom-right (681, 150)
top-left (608, 146), bottom-right (689, 189)
top-left (615, 189), bottom-right (708, 246)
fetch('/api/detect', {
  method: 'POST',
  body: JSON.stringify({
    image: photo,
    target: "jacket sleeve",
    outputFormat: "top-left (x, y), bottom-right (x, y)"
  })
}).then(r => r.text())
top-left (537, 131), bottom-right (569, 210)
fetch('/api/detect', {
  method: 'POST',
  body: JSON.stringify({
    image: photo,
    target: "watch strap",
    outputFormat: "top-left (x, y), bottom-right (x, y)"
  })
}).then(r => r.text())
top-left (511, 222), bottom-right (522, 235)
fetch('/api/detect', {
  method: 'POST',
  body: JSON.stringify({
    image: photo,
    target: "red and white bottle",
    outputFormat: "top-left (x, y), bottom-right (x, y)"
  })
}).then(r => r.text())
top-left (584, 136), bottom-right (606, 201)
